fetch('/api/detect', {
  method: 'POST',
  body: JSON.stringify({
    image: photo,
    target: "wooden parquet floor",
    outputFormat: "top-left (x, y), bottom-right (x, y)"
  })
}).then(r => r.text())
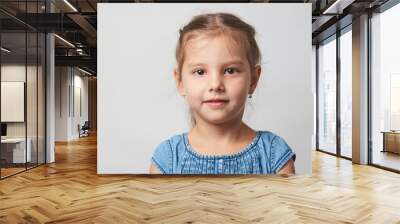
top-left (1, 134), bottom-right (400, 223)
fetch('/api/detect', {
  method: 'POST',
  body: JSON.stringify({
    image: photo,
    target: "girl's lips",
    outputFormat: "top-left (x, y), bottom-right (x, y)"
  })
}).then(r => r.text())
top-left (204, 100), bottom-right (229, 108)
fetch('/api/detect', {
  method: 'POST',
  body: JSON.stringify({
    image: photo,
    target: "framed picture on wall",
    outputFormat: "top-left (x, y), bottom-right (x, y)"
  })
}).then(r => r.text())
top-left (1, 81), bottom-right (25, 122)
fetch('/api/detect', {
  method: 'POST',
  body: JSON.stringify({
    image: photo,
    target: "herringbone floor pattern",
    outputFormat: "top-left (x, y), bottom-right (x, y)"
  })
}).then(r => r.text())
top-left (1, 134), bottom-right (400, 223)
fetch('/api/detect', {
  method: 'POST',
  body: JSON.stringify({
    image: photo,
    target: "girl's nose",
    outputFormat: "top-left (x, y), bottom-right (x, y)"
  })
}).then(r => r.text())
top-left (209, 72), bottom-right (225, 93)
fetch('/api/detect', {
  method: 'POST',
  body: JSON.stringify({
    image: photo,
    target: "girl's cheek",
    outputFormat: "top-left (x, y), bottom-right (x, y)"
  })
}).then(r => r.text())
top-left (187, 80), bottom-right (205, 92)
top-left (233, 84), bottom-right (250, 103)
top-left (190, 89), bottom-right (204, 103)
top-left (186, 88), bottom-right (204, 106)
top-left (186, 96), bottom-right (202, 110)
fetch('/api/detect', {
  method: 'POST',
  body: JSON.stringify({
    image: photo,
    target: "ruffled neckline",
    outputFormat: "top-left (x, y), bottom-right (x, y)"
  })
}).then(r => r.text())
top-left (182, 131), bottom-right (261, 159)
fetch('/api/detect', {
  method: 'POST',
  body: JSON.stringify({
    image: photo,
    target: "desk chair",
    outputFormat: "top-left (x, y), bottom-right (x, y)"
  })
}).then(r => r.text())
top-left (78, 121), bottom-right (90, 138)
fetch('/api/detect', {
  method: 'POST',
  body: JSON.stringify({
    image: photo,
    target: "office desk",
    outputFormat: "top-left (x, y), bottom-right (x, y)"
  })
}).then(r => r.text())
top-left (1, 138), bottom-right (32, 163)
top-left (381, 131), bottom-right (400, 154)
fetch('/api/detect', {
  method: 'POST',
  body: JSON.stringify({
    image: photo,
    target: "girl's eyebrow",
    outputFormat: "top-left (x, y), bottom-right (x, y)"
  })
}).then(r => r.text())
top-left (187, 60), bottom-right (244, 67)
top-left (223, 61), bottom-right (244, 66)
top-left (187, 63), bottom-right (207, 67)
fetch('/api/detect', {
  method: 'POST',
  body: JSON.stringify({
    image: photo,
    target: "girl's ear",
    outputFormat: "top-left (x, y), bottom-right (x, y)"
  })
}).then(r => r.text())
top-left (249, 65), bottom-right (261, 94)
top-left (174, 68), bottom-right (186, 96)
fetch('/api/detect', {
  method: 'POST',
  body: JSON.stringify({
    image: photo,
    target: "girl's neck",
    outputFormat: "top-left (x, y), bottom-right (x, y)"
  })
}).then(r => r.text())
top-left (193, 119), bottom-right (245, 139)
top-left (188, 118), bottom-right (256, 155)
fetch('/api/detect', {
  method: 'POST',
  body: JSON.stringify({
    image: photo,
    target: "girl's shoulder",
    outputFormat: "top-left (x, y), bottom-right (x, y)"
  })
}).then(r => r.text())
top-left (257, 130), bottom-right (280, 142)
top-left (257, 130), bottom-right (289, 144)
top-left (257, 130), bottom-right (296, 172)
top-left (257, 130), bottom-right (293, 153)
top-left (151, 133), bottom-right (187, 174)
top-left (154, 133), bottom-right (187, 150)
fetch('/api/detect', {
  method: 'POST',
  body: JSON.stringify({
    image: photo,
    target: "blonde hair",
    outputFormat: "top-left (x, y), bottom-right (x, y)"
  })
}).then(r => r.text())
top-left (175, 12), bottom-right (262, 127)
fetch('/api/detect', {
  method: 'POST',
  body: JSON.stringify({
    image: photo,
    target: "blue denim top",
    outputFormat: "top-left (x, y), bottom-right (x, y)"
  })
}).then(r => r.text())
top-left (151, 130), bottom-right (296, 174)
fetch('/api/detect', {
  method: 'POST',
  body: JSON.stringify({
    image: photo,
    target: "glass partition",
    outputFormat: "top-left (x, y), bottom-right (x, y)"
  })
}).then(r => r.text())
top-left (26, 0), bottom-right (45, 169)
top-left (38, 31), bottom-right (45, 165)
top-left (0, 1), bottom-right (46, 179)
top-left (0, 31), bottom-right (28, 177)
top-left (27, 31), bottom-right (38, 169)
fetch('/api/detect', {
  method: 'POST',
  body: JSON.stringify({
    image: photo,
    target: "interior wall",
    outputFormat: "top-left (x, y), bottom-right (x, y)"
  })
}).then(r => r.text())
top-left (55, 66), bottom-right (89, 141)
top-left (55, 66), bottom-right (69, 141)
top-left (1, 64), bottom-right (41, 139)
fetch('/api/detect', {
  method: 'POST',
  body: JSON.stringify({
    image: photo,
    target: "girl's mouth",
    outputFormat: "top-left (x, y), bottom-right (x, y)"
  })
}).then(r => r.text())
top-left (203, 99), bottom-right (229, 108)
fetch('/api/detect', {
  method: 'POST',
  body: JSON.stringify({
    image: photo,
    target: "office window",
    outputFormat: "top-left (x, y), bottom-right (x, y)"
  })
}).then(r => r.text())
top-left (340, 28), bottom-right (352, 158)
top-left (371, 3), bottom-right (400, 171)
top-left (318, 36), bottom-right (337, 154)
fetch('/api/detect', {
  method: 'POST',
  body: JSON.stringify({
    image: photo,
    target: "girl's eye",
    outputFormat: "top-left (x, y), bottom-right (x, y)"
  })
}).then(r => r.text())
top-left (224, 67), bottom-right (238, 75)
top-left (193, 69), bottom-right (205, 76)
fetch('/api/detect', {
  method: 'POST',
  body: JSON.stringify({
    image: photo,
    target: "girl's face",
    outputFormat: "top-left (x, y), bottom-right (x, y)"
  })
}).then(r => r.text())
top-left (175, 33), bottom-right (261, 125)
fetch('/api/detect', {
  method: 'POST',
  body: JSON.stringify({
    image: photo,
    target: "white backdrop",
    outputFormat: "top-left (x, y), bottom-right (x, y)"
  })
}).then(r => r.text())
top-left (98, 3), bottom-right (313, 174)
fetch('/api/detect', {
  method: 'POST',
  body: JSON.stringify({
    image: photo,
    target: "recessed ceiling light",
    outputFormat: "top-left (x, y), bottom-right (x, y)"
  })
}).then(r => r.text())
top-left (54, 34), bottom-right (75, 48)
top-left (63, 0), bottom-right (78, 12)
top-left (1, 47), bottom-right (11, 53)
top-left (322, 0), bottom-right (356, 15)
top-left (77, 67), bottom-right (93, 76)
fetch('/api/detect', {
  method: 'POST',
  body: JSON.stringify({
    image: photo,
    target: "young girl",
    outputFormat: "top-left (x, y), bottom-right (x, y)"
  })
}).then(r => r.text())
top-left (149, 12), bottom-right (295, 175)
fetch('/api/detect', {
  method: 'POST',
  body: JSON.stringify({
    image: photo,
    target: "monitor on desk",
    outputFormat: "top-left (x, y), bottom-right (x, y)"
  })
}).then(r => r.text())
top-left (1, 123), bottom-right (7, 138)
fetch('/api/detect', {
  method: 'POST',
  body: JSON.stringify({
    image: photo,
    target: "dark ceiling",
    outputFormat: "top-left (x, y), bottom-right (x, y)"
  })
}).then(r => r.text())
top-left (0, 0), bottom-right (393, 75)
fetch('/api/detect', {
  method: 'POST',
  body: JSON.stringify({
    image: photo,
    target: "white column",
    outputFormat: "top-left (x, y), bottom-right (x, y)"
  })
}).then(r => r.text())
top-left (46, 1), bottom-right (55, 163)
top-left (352, 14), bottom-right (369, 164)
top-left (46, 33), bottom-right (55, 163)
